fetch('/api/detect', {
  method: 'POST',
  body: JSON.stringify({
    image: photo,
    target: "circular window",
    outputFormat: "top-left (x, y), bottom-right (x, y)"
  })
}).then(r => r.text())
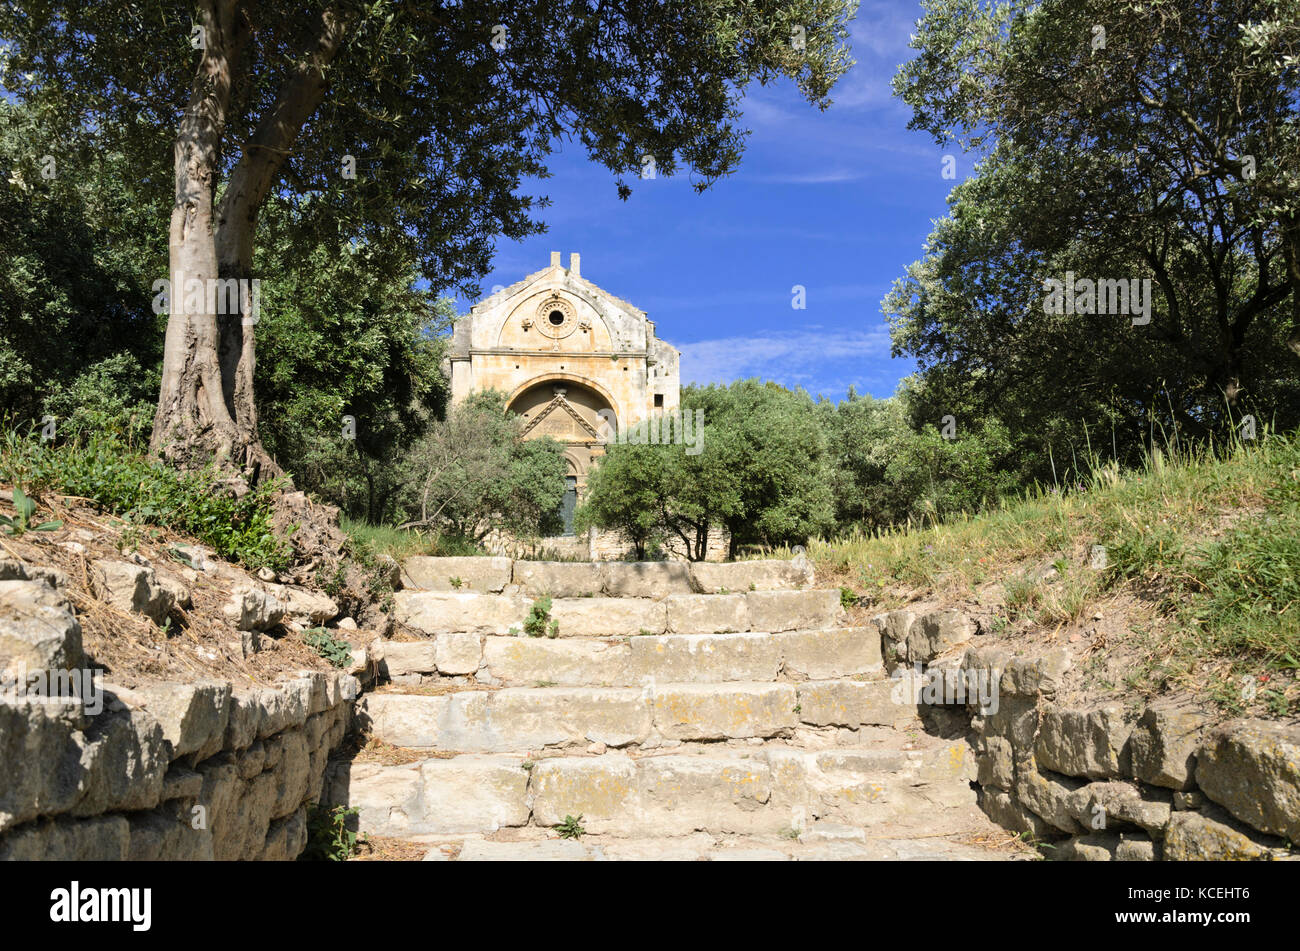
top-left (532, 296), bottom-right (577, 338)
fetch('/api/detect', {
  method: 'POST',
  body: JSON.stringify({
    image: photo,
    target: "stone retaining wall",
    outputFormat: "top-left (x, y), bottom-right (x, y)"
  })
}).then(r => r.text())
top-left (0, 577), bottom-right (357, 860)
top-left (873, 602), bottom-right (1300, 861)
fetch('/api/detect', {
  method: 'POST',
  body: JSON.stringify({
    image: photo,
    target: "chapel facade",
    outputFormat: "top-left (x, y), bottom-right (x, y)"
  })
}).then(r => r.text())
top-left (445, 252), bottom-right (725, 559)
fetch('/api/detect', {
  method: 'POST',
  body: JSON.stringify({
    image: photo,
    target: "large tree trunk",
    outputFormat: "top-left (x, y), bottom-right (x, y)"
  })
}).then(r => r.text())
top-left (151, 3), bottom-right (349, 487)
top-left (151, 0), bottom-right (251, 476)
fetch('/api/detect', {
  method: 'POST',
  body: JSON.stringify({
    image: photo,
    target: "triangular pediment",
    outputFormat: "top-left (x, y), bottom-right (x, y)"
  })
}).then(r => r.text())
top-left (520, 395), bottom-right (602, 443)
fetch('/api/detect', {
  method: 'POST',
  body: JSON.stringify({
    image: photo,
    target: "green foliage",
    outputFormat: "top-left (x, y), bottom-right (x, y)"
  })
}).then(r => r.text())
top-left (303, 628), bottom-right (354, 669)
top-left (301, 804), bottom-right (364, 862)
top-left (254, 224), bottom-right (452, 525)
top-left (888, 0), bottom-right (1300, 474)
top-left (0, 429), bottom-right (289, 571)
top-left (524, 596), bottom-right (559, 639)
top-left (838, 586), bottom-right (857, 610)
top-left (400, 390), bottom-right (566, 542)
top-left (578, 380), bottom-right (835, 557)
top-left (556, 814), bottom-right (586, 840)
top-left (0, 487), bottom-right (62, 535)
top-left (0, 97), bottom-right (164, 441)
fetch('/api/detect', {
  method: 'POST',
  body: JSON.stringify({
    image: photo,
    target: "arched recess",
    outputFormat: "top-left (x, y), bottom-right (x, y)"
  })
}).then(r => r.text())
top-left (506, 374), bottom-right (620, 437)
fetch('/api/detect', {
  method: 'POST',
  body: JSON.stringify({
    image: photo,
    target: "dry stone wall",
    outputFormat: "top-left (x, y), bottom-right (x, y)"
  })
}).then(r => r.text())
top-left (0, 576), bottom-right (357, 860)
top-left (873, 606), bottom-right (1300, 860)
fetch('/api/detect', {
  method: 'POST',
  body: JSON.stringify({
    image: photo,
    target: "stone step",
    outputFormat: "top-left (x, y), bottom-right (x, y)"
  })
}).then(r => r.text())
top-left (375, 627), bottom-right (881, 686)
top-left (357, 679), bottom-right (915, 752)
top-left (393, 589), bottom-right (843, 637)
top-left (401, 556), bottom-right (814, 596)
top-left (324, 743), bottom-right (979, 839)
top-left (413, 828), bottom-right (1016, 861)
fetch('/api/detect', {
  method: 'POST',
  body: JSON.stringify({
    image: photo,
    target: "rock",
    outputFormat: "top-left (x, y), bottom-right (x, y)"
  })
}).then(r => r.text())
top-left (372, 640), bottom-right (439, 679)
top-left (0, 579), bottom-right (84, 682)
top-left (903, 609), bottom-right (976, 663)
top-left (874, 609), bottom-right (918, 665)
top-left (1163, 809), bottom-right (1282, 861)
top-left (0, 815), bottom-right (131, 861)
top-left (602, 562), bottom-right (693, 598)
top-left (975, 735), bottom-right (1015, 791)
top-left (394, 591), bottom-right (526, 636)
top-left (796, 679), bottom-right (913, 730)
top-left (155, 574), bottom-right (192, 610)
top-left (1064, 780), bottom-right (1171, 837)
top-left (1053, 832), bottom-right (1119, 861)
top-left (324, 756), bottom-right (530, 836)
top-left (780, 627), bottom-right (882, 680)
top-left (999, 648), bottom-right (1071, 700)
top-left (1015, 767), bottom-right (1089, 834)
top-left (405, 556), bottom-right (514, 593)
top-left (1035, 702), bottom-right (1132, 779)
top-left (1196, 721), bottom-right (1300, 843)
top-left (1115, 836), bottom-right (1159, 861)
top-left (256, 567), bottom-right (277, 582)
top-left (335, 617), bottom-right (358, 631)
top-left (268, 584), bottom-right (338, 626)
top-left (90, 560), bottom-right (175, 625)
top-left (73, 707), bottom-right (169, 816)
top-left (510, 561), bottom-right (603, 598)
top-left (124, 681), bottom-right (232, 761)
top-left (547, 597), bottom-right (667, 637)
top-left (688, 559), bottom-right (814, 593)
top-left (223, 584), bottom-right (286, 632)
top-left (435, 633), bottom-right (482, 676)
top-left (0, 697), bottom-right (89, 831)
top-left (745, 589), bottom-right (841, 633)
top-left (665, 594), bottom-right (749, 634)
top-left (0, 559), bottom-right (27, 581)
top-left (1128, 702), bottom-right (1208, 790)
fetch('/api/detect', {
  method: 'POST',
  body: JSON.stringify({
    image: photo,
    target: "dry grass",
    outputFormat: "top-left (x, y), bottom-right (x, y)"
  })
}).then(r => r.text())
top-left (0, 493), bottom-right (349, 688)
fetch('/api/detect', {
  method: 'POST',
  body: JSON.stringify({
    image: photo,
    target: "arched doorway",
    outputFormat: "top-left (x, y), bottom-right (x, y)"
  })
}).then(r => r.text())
top-left (508, 379), bottom-right (616, 537)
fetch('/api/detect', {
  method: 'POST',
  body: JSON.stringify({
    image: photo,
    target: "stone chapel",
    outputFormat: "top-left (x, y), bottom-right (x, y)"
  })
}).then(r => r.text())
top-left (445, 252), bottom-right (724, 559)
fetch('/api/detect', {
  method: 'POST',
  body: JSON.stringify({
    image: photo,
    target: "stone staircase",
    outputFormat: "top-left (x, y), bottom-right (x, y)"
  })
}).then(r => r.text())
top-left (323, 558), bottom-right (1018, 860)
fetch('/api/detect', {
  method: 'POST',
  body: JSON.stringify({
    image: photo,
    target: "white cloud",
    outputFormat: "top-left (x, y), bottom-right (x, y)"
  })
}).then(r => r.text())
top-left (678, 326), bottom-right (896, 394)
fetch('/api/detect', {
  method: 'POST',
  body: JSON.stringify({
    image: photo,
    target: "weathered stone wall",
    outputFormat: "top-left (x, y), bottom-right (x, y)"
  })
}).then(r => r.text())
top-left (0, 578), bottom-right (357, 860)
top-left (873, 606), bottom-right (1300, 861)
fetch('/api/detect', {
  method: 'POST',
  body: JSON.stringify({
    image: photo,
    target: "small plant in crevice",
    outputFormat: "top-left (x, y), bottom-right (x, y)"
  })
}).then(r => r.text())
top-left (839, 585), bottom-right (857, 610)
top-left (449, 576), bottom-right (464, 589)
top-left (303, 627), bottom-right (353, 668)
top-left (524, 596), bottom-right (559, 638)
top-left (557, 814), bottom-right (586, 839)
top-left (301, 804), bottom-right (365, 861)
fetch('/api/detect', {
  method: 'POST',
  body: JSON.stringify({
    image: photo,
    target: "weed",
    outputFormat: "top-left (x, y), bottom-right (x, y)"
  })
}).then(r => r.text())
top-left (303, 628), bottom-right (353, 668)
top-left (0, 487), bottom-right (62, 535)
top-left (557, 814), bottom-right (585, 839)
top-left (524, 596), bottom-right (558, 638)
top-left (301, 804), bottom-right (365, 861)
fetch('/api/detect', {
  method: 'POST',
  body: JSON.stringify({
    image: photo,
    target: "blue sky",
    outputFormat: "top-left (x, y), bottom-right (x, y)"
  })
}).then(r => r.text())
top-left (455, 0), bottom-right (964, 404)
